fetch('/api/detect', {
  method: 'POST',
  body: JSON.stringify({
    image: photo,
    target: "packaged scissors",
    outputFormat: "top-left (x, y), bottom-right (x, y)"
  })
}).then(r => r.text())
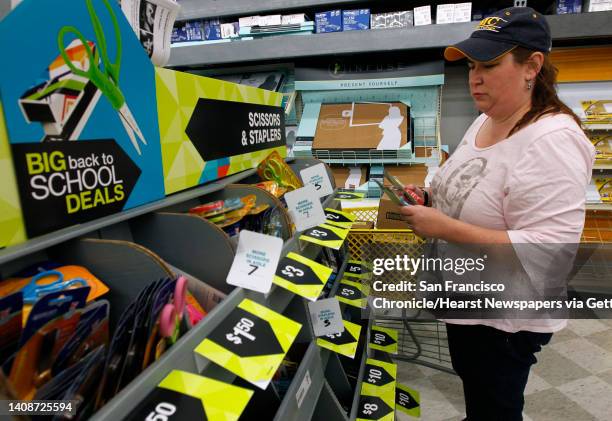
top-left (0, 265), bottom-right (109, 322)
top-left (257, 150), bottom-right (303, 191)
top-left (8, 287), bottom-right (90, 399)
top-left (0, 292), bottom-right (23, 364)
top-left (52, 300), bottom-right (110, 377)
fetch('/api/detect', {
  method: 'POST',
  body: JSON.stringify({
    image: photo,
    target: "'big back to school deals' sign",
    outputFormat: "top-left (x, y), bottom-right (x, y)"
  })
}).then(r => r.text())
top-left (155, 67), bottom-right (287, 194)
top-left (0, 0), bottom-right (164, 238)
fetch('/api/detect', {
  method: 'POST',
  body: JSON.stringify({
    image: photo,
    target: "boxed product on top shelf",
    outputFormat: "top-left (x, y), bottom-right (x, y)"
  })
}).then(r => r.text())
top-left (556, 0), bottom-right (583, 14)
top-left (315, 9), bottom-right (343, 33)
top-left (371, 11), bottom-right (414, 29)
top-left (342, 9), bottom-right (371, 31)
top-left (586, 0), bottom-right (612, 11)
top-left (435, 2), bottom-right (472, 24)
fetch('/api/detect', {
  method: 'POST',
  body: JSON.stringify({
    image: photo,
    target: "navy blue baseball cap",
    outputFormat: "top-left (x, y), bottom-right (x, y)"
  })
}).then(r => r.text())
top-left (444, 7), bottom-right (552, 62)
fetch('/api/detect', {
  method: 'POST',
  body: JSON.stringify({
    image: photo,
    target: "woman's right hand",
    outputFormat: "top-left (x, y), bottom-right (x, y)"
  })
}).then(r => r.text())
top-left (403, 184), bottom-right (426, 206)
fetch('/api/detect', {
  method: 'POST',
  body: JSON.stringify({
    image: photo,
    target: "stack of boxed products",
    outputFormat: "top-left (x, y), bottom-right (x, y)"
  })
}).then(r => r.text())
top-left (171, 2), bottom-right (600, 44)
top-left (171, 13), bottom-right (313, 44)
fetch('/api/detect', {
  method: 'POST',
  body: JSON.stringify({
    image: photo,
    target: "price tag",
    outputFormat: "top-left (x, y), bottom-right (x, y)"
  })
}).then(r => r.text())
top-left (324, 208), bottom-right (357, 229)
top-left (369, 326), bottom-right (398, 354)
top-left (333, 191), bottom-right (365, 201)
top-left (126, 370), bottom-right (254, 420)
top-left (453, 3), bottom-right (472, 23)
top-left (344, 260), bottom-right (372, 279)
top-left (308, 297), bottom-right (344, 337)
top-left (226, 230), bottom-right (283, 293)
top-left (436, 4), bottom-right (455, 24)
top-left (316, 319), bottom-right (362, 358)
top-left (357, 396), bottom-right (394, 421)
top-left (299, 223), bottom-right (349, 250)
top-left (299, 163), bottom-right (334, 198)
top-left (356, 358), bottom-right (397, 421)
top-left (273, 252), bottom-right (332, 301)
top-left (395, 383), bottom-right (421, 417)
top-left (413, 5), bottom-right (432, 26)
top-left (195, 299), bottom-right (302, 390)
top-left (284, 184), bottom-right (327, 232)
top-left (336, 279), bottom-right (369, 308)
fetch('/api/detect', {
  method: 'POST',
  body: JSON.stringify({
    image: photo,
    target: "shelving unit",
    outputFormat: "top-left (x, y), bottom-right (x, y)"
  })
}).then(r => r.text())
top-left (1, 155), bottom-right (377, 420)
top-left (169, 11), bottom-right (612, 68)
top-left (587, 203), bottom-right (612, 211)
top-left (594, 163), bottom-right (612, 170)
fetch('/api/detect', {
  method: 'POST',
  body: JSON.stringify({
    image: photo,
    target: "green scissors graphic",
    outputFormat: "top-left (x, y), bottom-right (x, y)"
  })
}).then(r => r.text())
top-left (57, 0), bottom-right (147, 155)
top-left (262, 159), bottom-right (301, 190)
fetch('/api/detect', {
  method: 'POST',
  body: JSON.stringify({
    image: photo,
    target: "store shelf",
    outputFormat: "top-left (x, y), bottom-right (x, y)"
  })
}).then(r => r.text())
top-left (168, 12), bottom-right (612, 67)
top-left (586, 203), bottom-right (612, 211)
top-left (177, 0), bottom-right (369, 21)
top-left (594, 162), bottom-right (612, 170)
top-left (584, 123), bottom-right (612, 131)
top-left (91, 191), bottom-right (354, 420)
top-left (0, 168), bottom-right (258, 265)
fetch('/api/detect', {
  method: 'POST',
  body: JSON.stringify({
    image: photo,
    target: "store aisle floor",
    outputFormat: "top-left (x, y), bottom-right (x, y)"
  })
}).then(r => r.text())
top-left (395, 319), bottom-right (612, 421)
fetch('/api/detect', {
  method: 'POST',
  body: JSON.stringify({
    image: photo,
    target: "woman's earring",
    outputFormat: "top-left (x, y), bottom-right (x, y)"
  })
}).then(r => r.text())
top-left (527, 80), bottom-right (533, 90)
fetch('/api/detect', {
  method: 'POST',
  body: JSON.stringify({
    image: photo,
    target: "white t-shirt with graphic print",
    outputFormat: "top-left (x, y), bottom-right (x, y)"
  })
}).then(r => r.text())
top-left (431, 112), bottom-right (595, 333)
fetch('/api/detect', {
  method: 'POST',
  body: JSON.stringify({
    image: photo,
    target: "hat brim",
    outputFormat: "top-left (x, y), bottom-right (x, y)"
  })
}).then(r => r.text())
top-left (444, 37), bottom-right (517, 62)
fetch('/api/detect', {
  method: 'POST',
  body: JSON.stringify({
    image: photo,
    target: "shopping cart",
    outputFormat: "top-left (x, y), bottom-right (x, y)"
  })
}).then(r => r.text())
top-left (345, 206), bottom-right (455, 374)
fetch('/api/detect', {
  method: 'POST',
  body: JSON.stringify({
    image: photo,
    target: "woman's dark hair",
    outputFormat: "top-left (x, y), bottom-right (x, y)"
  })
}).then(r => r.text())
top-left (509, 47), bottom-right (582, 136)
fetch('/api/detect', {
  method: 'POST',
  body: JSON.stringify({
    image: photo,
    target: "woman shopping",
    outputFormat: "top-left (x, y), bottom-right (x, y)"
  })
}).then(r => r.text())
top-left (400, 7), bottom-right (595, 421)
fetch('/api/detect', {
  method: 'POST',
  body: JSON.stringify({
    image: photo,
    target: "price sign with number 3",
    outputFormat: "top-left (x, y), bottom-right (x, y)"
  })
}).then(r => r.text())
top-left (273, 252), bottom-right (333, 301)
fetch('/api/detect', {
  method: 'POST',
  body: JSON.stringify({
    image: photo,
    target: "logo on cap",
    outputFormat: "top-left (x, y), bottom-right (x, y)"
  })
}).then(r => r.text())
top-left (476, 17), bottom-right (508, 32)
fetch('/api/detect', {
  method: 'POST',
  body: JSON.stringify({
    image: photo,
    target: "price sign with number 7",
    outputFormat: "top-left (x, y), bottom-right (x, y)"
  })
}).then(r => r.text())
top-left (226, 230), bottom-right (283, 293)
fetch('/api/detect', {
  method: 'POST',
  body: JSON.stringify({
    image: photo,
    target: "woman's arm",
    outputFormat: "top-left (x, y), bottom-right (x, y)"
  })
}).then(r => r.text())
top-left (400, 205), bottom-right (511, 244)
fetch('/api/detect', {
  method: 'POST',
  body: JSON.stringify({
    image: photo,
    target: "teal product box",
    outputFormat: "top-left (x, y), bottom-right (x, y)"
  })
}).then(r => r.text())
top-left (556, 0), bottom-right (582, 13)
top-left (315, 10), bottom-right (342, 33)
top-left (0, 0), bottom-right (165, 238)
top-left (342, 9), bottom-right (370, 31)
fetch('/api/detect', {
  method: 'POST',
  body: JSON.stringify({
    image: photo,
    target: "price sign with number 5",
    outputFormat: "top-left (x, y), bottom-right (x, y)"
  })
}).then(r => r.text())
top-left (300, 163), bottom-right (334, 198)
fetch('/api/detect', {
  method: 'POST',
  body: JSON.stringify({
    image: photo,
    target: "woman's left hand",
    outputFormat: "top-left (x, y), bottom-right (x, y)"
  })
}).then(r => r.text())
top-left (400, 205), bottom-right (454, 239)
